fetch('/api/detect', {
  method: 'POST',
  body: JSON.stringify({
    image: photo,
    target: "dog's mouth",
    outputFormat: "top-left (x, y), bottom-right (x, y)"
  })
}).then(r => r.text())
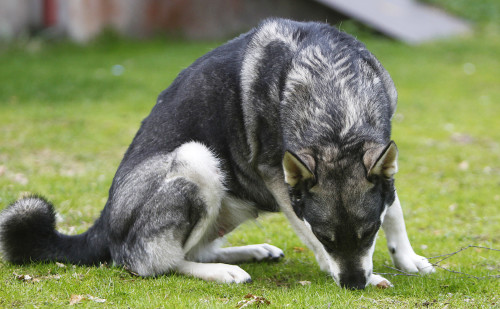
top-left (319, 240), bottom-right (374, 290)
top-left (339, 270), bottom-right (368, 289)
top-left (322, 254), bottom-right (370, 289)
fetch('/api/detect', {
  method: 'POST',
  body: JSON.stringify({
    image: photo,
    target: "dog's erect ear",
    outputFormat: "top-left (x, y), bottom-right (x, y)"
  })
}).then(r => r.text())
top-left (283, 151), bottom-right (315, 187)
top-left (364, 141), bottom-right (398, 179)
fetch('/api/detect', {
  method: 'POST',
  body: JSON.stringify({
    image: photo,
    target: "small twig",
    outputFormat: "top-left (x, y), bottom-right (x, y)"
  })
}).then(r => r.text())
top-left (374, 272), bottom-right (419, 277)
top-left (428, 245), bottom-right (500, 265)
top-left (377, 245), bottom-right (500, 281)
top-left (432, 264), bottom-right (500, 280)
top-left (430, 245), bottom-right (474, 264)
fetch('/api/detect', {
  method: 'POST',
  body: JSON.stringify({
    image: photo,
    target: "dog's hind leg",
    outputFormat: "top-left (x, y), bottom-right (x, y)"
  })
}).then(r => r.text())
top-left (382, 192), bottom-right (435, 274)
top-left (110, 142), bottom-right (253, 283)
top-left (112, 181), bottom-right (252, 283)
top-left (129, 186), bottom-right (253, 283)
top-left (110, 176), bottom-right (205, 277)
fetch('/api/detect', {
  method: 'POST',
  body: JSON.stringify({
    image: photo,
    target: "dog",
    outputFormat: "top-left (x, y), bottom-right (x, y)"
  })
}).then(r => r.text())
top-left (0, 18), bottom-right (434, 289)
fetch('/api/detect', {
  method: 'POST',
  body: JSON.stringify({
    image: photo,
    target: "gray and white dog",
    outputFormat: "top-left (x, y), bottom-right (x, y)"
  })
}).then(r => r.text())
top-left (0, 19), bottom-right (434, 289)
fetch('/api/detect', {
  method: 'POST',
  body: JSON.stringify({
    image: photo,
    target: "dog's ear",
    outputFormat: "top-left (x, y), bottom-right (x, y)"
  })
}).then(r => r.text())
top-left (282, 151), bottom-right (315, 187)
top-left (364, 141), bottom-right (398, 179)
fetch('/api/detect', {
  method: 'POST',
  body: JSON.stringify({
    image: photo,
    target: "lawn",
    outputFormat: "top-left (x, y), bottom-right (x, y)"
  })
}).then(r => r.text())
top-left (1, 3), bottom-right (499, 308)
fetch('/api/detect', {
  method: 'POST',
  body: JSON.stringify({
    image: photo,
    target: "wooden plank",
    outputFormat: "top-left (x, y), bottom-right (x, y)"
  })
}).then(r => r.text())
top-left (314, 0), bottom-right (471, 44)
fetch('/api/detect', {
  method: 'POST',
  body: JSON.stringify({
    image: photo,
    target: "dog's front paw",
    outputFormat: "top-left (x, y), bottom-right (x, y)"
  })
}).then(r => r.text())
top-left (215, 244), bottom-right (284, 264)
top-left (246, 243), bottom-right (285, 261)
top-left (201, 263), bottom-right (252, 284)
top-left (392, 250), bottom-right (435, 274)
top-left (368, 274), bottom-right (393, 288)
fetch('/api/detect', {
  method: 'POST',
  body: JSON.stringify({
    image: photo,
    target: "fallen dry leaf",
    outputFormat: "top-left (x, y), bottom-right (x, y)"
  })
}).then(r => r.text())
top-left (236, 293), bottom-right (271, 308)
top-left (293, 247), bottom-right (305, 253)
top-left (14, 272), bottom-right (61, 283)
top-left (298, 280), bottom-right (311, 286)
top-left (69, 294), bottom-right (84, 305)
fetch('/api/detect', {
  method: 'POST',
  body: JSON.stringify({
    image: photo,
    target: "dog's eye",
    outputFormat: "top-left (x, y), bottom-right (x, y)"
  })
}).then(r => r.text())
top-left (290, 190), bottom-right (302, 202)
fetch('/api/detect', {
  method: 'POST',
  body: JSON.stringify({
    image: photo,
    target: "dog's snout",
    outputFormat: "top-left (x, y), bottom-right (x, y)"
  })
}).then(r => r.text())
top-left (339, 271), bottom-right (367, 290)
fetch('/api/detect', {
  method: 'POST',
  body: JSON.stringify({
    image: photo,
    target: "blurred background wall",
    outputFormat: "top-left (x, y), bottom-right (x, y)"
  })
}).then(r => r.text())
top-left (0, 0), bottom-right (343, 42)
top-left (0, 0), bottom-right (469, 43)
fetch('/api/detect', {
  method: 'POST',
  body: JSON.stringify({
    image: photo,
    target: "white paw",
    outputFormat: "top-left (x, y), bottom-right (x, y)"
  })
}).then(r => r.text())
top-left (217, 244), bottom-right (284, 263)
top-left (199, 263), bottom-right (252, 284)
top-left (247, 243), bottom-right (285, 261)
top-left (368, 274), bottom-right (393, 288)
top-left (392, 250), bottom-right (435, 274)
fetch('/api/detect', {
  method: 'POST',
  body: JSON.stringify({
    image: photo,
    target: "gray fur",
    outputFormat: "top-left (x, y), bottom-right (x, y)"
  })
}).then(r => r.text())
top-left (0, 18), bottom-right (433, 289)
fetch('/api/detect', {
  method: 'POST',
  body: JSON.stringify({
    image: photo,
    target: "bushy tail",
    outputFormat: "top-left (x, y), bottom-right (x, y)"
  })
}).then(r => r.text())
top-left (0, 195), bottom-right (110, 265)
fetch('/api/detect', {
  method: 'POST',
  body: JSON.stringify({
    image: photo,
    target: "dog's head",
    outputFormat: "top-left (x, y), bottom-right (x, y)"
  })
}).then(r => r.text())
top-left (283, 141), bottom-right (398, 289)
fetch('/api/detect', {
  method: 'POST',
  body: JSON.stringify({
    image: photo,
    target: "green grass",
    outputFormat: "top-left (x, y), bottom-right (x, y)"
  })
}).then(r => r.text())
top-left (1, 4), bottom-right (500, 308)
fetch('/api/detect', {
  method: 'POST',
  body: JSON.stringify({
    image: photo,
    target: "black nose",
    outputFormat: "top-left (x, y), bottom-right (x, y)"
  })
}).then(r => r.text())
top-left (339, 271), bottom-right (367, 290)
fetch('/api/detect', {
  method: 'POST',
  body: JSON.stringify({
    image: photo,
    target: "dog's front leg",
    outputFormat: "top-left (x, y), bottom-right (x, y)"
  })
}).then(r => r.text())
top-left (382, 193), bottom-right (435, 274)
top-left (265, 180), bottom-right (330, 272)
top-left (212, 244), bottom-right (284, 263)
top-left (176, 260), bottom-right (252, 283)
